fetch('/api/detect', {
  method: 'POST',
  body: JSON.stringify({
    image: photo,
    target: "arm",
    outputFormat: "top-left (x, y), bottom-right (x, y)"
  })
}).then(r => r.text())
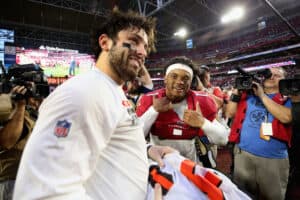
top-left (260, 95), bottom-right (292, 123)
top-left (183, 102), bottom-right (228, 145)
top-left (137, 64), bottom-right (153, 90)
top-left (225, 89), bottom-right (240, 119)
top-left (13, 86), bottom-right (112, 199)
top-left (137, 94), bottom-right (172, 137)
top-left (0, 101), bottom-right (26, 149)
top-left (253, 82), bottom-right (292, 123)
top-left (139, 106), bottom-right (159, 136)
top-left (0, 86), bottom-right (27, 149)
top-left (201, 119), bottom-right (229, 145)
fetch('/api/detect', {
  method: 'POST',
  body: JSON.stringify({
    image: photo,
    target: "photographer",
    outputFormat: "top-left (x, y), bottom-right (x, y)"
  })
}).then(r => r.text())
top-left (0, 86), bottom-right (36, 200)
top-left (226, 67), bottom-right (292, 200)
top-left (285, 86), bottom-right (300, 199)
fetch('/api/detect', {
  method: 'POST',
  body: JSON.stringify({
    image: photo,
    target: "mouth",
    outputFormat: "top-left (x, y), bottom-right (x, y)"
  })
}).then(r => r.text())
top-left (173, 86), bottom-right (186, 93)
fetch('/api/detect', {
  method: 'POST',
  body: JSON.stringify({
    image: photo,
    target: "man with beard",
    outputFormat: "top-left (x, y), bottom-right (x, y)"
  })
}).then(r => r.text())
top-left (13, 8), bottom-right (173, 200)
top-left (136, 57), bottom-right (228, 165)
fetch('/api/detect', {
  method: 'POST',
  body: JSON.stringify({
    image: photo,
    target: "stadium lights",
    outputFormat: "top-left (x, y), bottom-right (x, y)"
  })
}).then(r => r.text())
top-left (221, 6), bottom-right (245, 24)
top-left (174, 28), bottom-right (187, 38)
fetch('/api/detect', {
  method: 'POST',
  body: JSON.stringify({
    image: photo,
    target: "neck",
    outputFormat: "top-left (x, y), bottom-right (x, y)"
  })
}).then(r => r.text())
top-left (95, 53), bottom-right (124, 85)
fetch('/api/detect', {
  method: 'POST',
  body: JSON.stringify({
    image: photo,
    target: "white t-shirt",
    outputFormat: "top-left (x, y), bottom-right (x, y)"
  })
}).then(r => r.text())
top-left (13, 69), bottom-right (148, 200)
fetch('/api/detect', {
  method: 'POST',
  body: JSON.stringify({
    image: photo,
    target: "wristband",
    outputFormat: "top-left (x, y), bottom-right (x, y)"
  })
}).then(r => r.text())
top-left (230, 94), bottom-right (241, 103)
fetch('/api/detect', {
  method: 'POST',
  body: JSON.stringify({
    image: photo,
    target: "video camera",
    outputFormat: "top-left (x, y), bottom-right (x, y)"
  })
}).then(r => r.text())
top-left (0, 62), bottom-right (50, 100)
top-left (279, 74), bottom-right (300, 96)
top-left (234, 67), bottom-right (272, 90)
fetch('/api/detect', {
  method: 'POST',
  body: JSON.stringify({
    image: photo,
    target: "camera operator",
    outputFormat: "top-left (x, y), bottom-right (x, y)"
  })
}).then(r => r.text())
top-left (0, 86), bottom-right (36, 200)
top-left (285, 92), bottom-right (300, 199)
top-left (226, 67), bottom-right (292, 200)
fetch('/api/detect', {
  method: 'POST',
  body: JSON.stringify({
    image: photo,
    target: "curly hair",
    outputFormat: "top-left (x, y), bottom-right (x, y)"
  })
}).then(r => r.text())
top-left (91, 8), bottom-right (156, 58)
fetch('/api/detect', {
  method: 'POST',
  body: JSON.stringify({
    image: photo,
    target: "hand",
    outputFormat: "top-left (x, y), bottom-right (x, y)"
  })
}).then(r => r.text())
top-left (137, 64), bottom-right (147, 78)
top-left (183, 101), bottom-right (205, 128)
top-left (10, 86), bottom-right (27, 106)
top-left (154, 183), bottom-right (163, 200)
top-left (153, 96), bottom-right (173, 112)
top-left (289, 95), bottom-right (300, 103)
top-left (148, 145), bottom-right (176, 167)
top-left (252, 82), bottom-right (264, 98)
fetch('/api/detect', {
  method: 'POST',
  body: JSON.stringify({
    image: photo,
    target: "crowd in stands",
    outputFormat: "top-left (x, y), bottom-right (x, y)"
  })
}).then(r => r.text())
top-left (147, 15), bottom-right (300, 70)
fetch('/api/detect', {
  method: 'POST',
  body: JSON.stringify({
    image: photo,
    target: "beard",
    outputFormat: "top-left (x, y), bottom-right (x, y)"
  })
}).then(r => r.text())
top-left (166, 88), bottom-right (188, 103)
top-left (108, 44), bottom-right (140, 82)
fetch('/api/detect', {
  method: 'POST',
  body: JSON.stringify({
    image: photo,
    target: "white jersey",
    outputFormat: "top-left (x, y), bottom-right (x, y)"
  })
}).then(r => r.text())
top-left (13, 69), bottom-right (148, 200)
top-left (146, 153), bottom-right (251, 200)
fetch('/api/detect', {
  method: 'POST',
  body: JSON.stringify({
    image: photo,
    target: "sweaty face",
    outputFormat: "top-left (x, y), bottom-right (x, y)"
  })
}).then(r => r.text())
top-left (109, 28), bottom-right (148, 82)
top-left (263, 68), bottom-right (285, 89)
top-left (165, 68), bottom-right (192, 102)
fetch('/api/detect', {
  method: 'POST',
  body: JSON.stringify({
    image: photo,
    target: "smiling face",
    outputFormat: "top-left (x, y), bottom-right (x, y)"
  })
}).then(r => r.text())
top-left (108, 27), bottom-right (149, 82)
top-left (164, 68), bottom-right (193, 102)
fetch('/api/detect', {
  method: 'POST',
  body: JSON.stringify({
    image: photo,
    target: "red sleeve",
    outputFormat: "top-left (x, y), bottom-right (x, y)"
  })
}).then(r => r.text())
top-left (198, 95), bottom-right (217, 122)
top-left (135, 94), bottom-right (153, 117)
top-left (212, 87), bottom-right (224, 99)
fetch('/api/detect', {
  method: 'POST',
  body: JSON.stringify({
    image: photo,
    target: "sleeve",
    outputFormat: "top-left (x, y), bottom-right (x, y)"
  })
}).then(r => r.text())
top-left (136, 94), bottom-right (159, 137)
top-left (13, 85), bottom-right (114, 200)
top-left (212, 87), bottom-right (224, 99)
top-left (139, 106), bottom-right (159, 137)
top-left (138, 84), bottom-right (154, 93)
top-left (201, 119), bottom-right (229, 145)
top-left (199, 95), bottom-right (217, 122)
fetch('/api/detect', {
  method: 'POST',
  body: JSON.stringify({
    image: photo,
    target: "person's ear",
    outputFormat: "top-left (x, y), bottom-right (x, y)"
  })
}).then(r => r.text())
top-left (164, 75), bottom-right (167, 85)
top-left (98, 34), bottom-right (112, 52)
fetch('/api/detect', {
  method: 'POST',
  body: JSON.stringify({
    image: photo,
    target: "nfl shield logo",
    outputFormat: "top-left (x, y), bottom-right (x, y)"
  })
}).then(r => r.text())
top-left (54, 120), bottom-right (71, 137)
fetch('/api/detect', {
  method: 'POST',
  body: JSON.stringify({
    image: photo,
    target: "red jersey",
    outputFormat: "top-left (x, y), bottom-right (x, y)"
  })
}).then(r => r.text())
top-left (136, 89), bottom-right (217, 140)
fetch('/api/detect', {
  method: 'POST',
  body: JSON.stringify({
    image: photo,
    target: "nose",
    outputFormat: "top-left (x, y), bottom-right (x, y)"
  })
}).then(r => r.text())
top-left (135, 44), bottom-right (147, 58)
top-left (176, 78), bottom-right (185, 85)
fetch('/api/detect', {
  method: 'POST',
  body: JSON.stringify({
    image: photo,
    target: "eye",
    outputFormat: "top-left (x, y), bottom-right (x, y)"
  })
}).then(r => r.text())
top-left (128, 37), bottom-right (139, 45)
top-left (182, 76), bottom-right (190, 82)
top-left (170, 74), bottom-right (177, 79)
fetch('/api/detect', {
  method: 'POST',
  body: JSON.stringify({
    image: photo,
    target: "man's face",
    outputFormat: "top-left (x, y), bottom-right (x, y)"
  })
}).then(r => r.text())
top-left (203, 72), bottom-right (211, 88)
top-left (109, 28), bottom-right (148, 82)
top-left (165, 68), bottom-right (192, 102)
top-left (263, 68), bottom-right (285, 89)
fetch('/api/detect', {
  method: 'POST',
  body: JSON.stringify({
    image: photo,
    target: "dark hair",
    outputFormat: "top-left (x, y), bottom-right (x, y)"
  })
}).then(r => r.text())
top-left (196, 65), bottom-right (210, 84)
top-left (91, 8), bottom-right (156, 58)
top-left (163, 56), bottom-right (196, 75)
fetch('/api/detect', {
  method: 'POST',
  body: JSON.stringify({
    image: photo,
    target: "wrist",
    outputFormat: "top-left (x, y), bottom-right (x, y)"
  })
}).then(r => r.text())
top-left (259, 93), bottom-right (266, 100)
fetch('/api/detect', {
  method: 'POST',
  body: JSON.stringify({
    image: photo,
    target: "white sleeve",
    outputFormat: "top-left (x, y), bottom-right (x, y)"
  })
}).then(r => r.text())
top-left (201, 118), bottom-right (229, 145)
top-left (13, 85), bottom-right (114, 200)
top-left (138, 106), bottom-right (159, 137)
